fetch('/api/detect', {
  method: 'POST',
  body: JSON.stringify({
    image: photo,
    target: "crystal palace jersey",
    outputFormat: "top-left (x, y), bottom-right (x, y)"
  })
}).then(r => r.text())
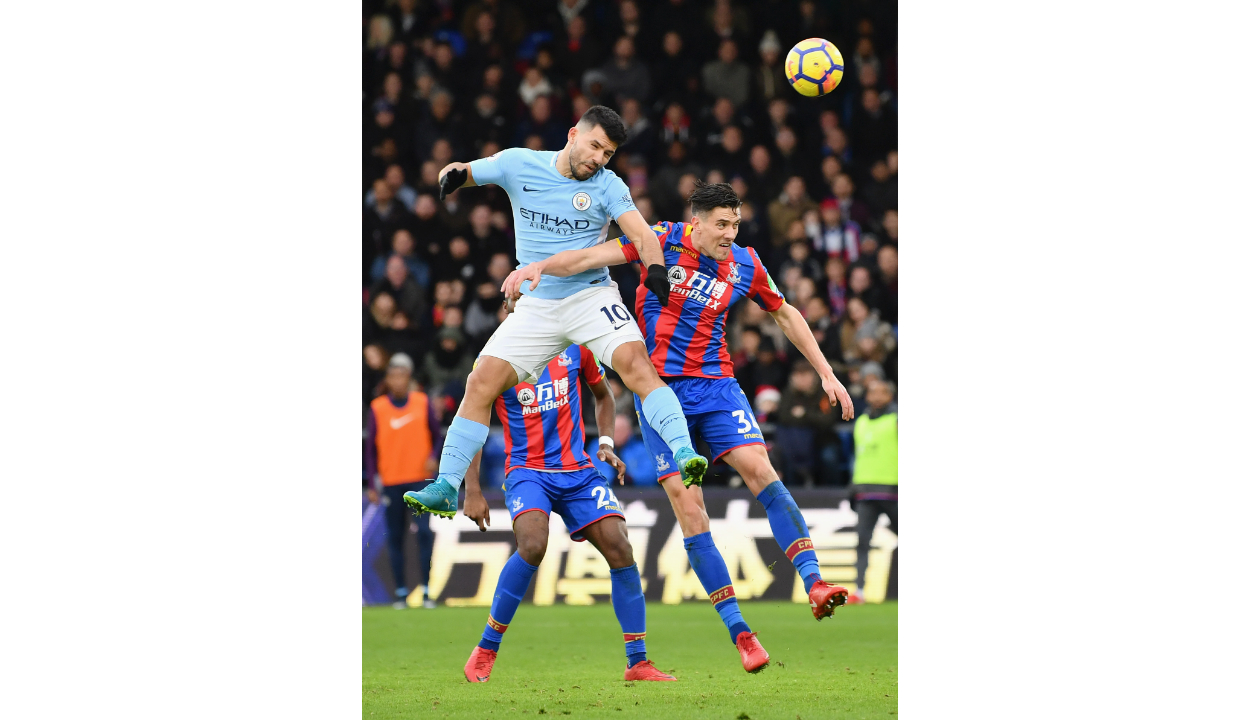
top-left (494, 343), bottom-right (606, 475)
top-left (617, 221), bottom-right (785, 378)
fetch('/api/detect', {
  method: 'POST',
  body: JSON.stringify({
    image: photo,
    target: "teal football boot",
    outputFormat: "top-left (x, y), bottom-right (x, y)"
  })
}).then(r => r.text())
top-left (403, 481), bottom-right (458, 519)
top-left (674, 448), bottom-right (709, 488)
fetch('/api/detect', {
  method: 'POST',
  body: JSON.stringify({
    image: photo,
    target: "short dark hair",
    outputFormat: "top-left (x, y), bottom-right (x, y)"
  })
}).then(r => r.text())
top-left (688, 179), bottom-right (742, 217)
top-left (578, 105), bottom-right (627, 146)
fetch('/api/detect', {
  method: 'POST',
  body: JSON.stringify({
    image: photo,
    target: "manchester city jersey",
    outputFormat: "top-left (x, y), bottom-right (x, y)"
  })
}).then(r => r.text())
top-left (467, 148), bottom-right (637, 299)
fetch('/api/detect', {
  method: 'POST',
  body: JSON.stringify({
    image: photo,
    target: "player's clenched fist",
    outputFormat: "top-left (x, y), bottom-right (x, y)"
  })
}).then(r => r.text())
top-left (437, 163), bottom-right (469, 199)
top-left (644, 264), bottom-right (671, 306)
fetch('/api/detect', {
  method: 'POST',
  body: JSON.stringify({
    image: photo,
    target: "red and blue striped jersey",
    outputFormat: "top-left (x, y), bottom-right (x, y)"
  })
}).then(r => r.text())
top-left (618, 221), bottom-right (785, 378)
top-left (494, 344), bottom-right (606, 475)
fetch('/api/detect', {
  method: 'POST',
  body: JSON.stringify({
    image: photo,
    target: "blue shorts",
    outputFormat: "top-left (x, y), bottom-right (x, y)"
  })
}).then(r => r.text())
top-left (633, 376), bottom-right (765, 483)
top-left (504, 466), bottom-right (625, 542)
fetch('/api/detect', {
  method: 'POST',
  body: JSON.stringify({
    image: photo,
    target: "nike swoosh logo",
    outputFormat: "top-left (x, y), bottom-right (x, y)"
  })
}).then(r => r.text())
top-left (612, 323), bottom-right (629, 330)
top-left (523, 186), bottom-right (542, 192)
top-left (389, 415), bottom-right (414, 429)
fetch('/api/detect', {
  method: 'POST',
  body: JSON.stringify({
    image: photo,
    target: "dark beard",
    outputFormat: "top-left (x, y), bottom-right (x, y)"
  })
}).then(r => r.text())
top-left (568, 153), bottom-right (595, 180)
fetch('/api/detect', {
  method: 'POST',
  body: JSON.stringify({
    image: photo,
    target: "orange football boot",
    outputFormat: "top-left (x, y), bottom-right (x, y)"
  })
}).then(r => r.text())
top-left (735, 631), bottom-right (770, 673)
top-left (624, 660), bottom-right (677, 681)
top-left (464, 646), bottom-right (497, 683)
top-left (808, 580), bottom-right (849, 620)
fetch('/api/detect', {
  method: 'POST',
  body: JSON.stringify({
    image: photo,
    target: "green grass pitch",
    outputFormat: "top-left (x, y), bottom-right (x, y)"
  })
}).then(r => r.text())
top-left (364, 601), bottom-right (897, 719)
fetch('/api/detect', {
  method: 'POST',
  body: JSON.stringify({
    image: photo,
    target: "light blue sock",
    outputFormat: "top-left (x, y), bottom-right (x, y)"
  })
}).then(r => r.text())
top-left (437, 416), bottom-right (489, 491)
top-left (640, 387), bottom-right (693, 457)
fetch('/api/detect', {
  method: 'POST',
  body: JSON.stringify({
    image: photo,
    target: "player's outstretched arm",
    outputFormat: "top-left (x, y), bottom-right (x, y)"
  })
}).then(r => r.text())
top-left (499, 240), bottom-right (627, 299)
top-left (769, 303), bottom-right (856, 421)
top-left (616, 209), bottom-right (671, 305)
top-left (587, 377), bottom-right (626, 484)
top-left (615, 209), bottom-right (665, 267)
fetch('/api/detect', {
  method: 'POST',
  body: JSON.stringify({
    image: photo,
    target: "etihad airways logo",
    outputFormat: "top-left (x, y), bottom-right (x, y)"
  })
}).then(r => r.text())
top-left (518, 207), bottom-right (594, 236)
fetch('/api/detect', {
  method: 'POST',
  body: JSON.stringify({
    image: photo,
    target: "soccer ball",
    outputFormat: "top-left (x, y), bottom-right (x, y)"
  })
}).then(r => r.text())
top-left (785, 38), bottom-right (845, 97)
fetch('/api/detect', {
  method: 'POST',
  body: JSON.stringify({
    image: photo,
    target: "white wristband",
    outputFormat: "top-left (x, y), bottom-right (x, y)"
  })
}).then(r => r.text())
top-left (599, 435), bottom-right (615, 449)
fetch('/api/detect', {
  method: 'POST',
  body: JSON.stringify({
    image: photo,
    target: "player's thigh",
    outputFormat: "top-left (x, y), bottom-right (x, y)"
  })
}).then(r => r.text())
top-left (607, 339), bottom-right (669, 397)
top-left (693, 379), bottom-right (767, 470)
top-left (721, 443), bottom-right (780, 495)
top-left (480, 296), bottom-right (567, 383)
top-left (659, 473), bottom-right (709, 536)
top-left (464, 355), bottom-right (523, 403)
top-left (560, 286), bottom-right (647, 370)
top-left (580, 515), bottom-right (635, 569)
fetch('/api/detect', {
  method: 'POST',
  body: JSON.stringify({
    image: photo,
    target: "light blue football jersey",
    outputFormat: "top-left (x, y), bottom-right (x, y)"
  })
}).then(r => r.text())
top-left (467, 148), bottom-right (637, 299)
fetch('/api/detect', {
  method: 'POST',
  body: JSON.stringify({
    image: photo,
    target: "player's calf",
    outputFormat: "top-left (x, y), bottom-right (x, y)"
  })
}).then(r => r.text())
top-left (724, 446), bottom-right (851, 619)
top-left (470, 551), bottom-right (540, 671)
top-left (427, 357), bottom-right (519, 503)
top-left (583, 517), bottom-right (661, 673)
top-left (661, 475), bottom-right (710, 536)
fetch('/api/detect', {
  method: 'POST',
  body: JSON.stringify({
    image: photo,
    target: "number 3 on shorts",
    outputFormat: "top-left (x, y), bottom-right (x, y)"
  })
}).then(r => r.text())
top-left (598, 304), bottom-right (632, 325)
top-left (732, 409), bottom-right (756, 434)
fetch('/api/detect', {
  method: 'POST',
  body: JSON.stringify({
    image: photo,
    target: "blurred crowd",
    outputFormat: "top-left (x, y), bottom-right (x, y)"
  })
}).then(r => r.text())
top-left (363, 0), bottom-right (897, 487)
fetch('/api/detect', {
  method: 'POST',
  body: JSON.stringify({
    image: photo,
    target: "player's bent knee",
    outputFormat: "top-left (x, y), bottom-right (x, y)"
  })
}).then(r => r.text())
top-left (516, 533), bottom-right (548, 565)
top-left (465, 357), bottom-right (519, 400)
top-left (611, 344), bottom-right (660, 392)
top-left (745, 466), bottom-right (780, 495)
top-left (603, 539), bottom-right (636, 569)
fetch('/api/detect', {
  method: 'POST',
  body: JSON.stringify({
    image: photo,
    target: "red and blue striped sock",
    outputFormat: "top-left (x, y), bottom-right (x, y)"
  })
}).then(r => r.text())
top-left (477, 552), bottom-right (538, 651)
top-left (756, 481), bottom-right (823, 590)
top-left (610, 564), bottom-right (648, 666)
top-left (684, 531), bottom-right (751, 643)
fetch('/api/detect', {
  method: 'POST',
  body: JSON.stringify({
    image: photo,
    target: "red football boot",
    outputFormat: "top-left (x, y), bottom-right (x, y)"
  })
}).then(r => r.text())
top-left (624, 660), bottom-right (677, 681)
top-left (735, 631), bottom-right (770, 673)
top-left (464, 646), bottom-right (497, 683)
top-left (808, 580), bottom-right (849, 620)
